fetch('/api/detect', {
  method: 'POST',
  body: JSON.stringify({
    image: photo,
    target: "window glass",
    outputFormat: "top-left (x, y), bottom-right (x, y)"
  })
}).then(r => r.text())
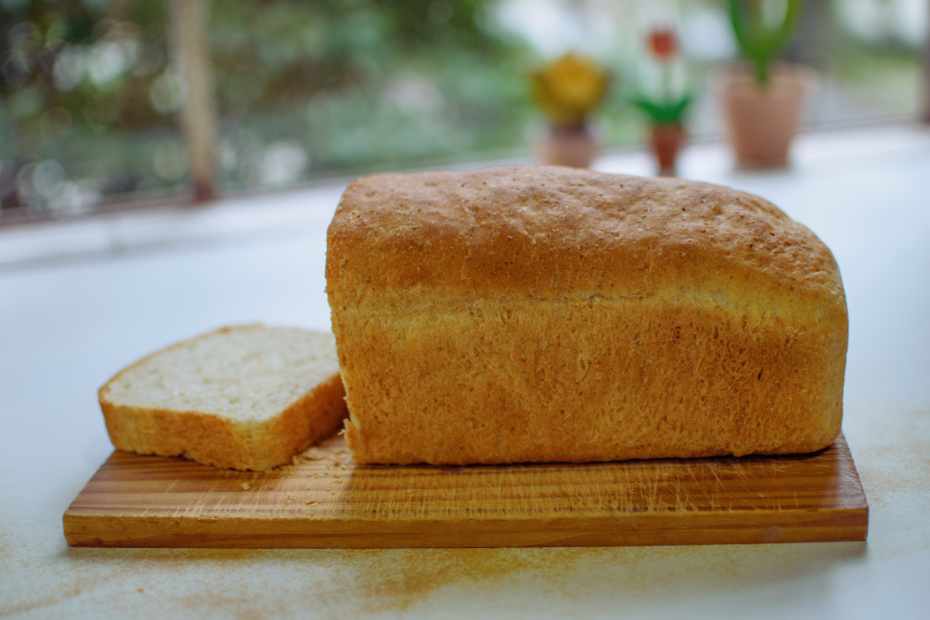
top-left (0, 0), bottom-right (184, 218)
top-left (209, 0), bottom-right (536, 190)
top-left (1, 0), bottom-right (926, 221)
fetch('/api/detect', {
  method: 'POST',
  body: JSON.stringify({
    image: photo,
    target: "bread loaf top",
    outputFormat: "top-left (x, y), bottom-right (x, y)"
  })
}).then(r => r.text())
top-left (327, 166), bottom-right (845, 325)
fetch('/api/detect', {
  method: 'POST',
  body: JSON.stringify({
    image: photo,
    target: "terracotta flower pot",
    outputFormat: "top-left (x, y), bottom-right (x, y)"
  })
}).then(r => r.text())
top-left (536, 127), bottom-right (598, 168)
top-left (650, 124), bottom-right (685, 177)
top-left (721, 63), bottom-right (816, 169)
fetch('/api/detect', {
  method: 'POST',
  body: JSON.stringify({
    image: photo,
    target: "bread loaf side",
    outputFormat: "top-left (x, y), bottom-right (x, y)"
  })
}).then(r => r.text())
top-left (326, 166), bottom-right (848, 465)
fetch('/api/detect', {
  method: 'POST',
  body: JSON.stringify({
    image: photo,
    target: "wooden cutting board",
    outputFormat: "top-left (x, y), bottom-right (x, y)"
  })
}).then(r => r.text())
top-left (64, 433), bottom-right (868, 548)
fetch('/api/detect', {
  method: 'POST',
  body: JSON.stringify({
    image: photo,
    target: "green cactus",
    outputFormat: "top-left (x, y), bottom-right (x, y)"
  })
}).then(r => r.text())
top-left (728, 0), bottom-right (803, 87)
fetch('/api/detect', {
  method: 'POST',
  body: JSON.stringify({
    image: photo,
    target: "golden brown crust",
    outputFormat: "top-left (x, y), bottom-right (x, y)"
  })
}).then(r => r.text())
top-left (327, 167), bottom-right (845, 319)
top-left (99, 326), bottom-right (348, 471)
top-left (327, 166), bottom-right (848, 465)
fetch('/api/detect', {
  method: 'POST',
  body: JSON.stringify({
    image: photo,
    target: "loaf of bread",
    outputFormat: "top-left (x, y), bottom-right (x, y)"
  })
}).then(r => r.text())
top-left (326, 166), bottom-right (847, 465)
top-left (99, 325), bottom-right (347, 470)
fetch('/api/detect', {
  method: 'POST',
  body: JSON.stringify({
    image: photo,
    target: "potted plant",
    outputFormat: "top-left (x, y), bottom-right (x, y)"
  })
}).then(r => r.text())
top-left (722, 0), bottom-right (813, 169)
top-left (531, 53), bottom-right (609, 168)
top-left (634, 28), bottom-right (693, 177)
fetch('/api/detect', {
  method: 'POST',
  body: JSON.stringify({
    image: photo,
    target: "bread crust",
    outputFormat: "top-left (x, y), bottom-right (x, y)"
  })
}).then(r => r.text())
top-left (99, 326), bottom-right (348, 471)
top-left (327, 166), bottom-right (848, 465)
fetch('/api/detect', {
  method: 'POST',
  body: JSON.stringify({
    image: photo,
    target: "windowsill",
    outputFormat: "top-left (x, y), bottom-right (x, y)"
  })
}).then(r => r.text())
top-left (1, 122), bottom-right (928, 271)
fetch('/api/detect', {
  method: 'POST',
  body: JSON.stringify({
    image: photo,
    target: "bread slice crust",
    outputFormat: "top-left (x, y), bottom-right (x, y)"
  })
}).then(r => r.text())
top-left (327, 166), bottom-right (848, 465)
top-left (99, 326), bottom-right (347, 471)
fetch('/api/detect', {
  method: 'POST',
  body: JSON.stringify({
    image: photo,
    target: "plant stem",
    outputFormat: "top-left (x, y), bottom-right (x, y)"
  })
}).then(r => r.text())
top-left (754, 57), bottom-right (770, 88)
top-left (663, 62), bottom-right (672, 108)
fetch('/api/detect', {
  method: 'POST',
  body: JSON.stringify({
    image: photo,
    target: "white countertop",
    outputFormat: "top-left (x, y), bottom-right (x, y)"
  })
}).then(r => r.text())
top-left (1, 126), bottom-right (929, 619)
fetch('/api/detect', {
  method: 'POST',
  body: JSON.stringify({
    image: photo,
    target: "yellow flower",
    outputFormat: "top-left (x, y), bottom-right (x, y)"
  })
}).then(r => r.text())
top-left (531, 53), bottom-right (609, 129)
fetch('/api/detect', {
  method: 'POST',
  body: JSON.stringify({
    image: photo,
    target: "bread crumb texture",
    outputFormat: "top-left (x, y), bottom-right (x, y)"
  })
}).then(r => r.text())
top-left (99, 325), bottom-right (348, 470)
top-left (327, 166), bottom-right (848, 465)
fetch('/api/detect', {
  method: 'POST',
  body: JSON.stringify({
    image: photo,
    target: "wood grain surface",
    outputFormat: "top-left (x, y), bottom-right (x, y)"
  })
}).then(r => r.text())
top-left (64, 433), bottom-right (868, 548)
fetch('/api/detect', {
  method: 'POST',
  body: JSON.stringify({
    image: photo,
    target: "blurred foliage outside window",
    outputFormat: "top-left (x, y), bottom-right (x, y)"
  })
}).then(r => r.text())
top-left (0, 0), bottom-right (927, 221)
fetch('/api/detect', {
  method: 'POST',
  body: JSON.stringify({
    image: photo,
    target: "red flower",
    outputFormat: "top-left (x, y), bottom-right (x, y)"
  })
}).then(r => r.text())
top-left (648, 28), bottom-right (677, 62)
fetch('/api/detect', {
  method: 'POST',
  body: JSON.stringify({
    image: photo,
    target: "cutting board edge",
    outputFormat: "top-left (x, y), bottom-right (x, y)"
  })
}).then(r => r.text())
top-left (63, 505), bottom-right (868, 549)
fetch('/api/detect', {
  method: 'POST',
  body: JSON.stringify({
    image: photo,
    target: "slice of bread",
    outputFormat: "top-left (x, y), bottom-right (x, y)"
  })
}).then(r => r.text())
top-left (99, 325), bottom-right (347, 470)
